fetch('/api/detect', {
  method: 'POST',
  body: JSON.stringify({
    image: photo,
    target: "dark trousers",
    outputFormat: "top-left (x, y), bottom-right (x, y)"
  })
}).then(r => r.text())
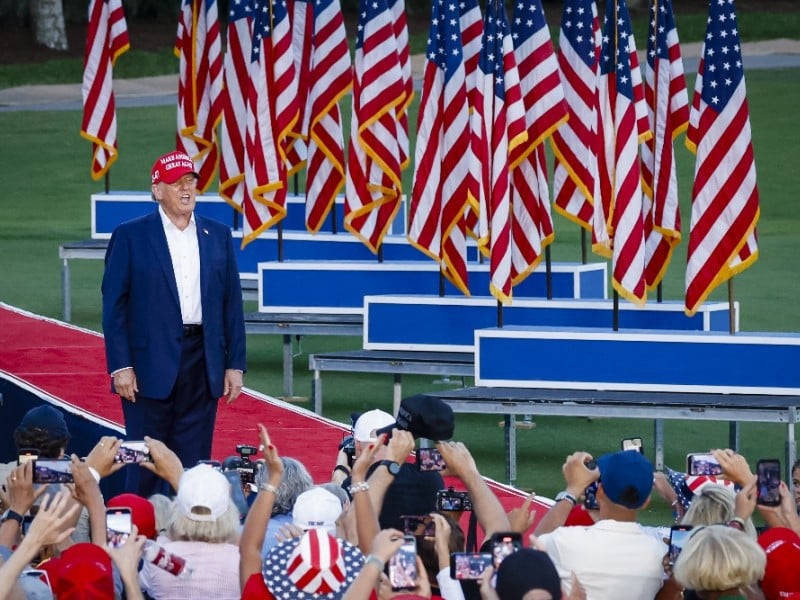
top-left (122, 334), bottom-right (217, 497)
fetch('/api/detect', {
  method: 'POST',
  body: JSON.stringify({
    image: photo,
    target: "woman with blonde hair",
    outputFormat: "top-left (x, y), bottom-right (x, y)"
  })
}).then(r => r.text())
top-left (139, 464), bottom-right (241, 599)
top-left (682, 485), bottom-right (757, 539)
top-left (673, 524), bottom-right (766, 600)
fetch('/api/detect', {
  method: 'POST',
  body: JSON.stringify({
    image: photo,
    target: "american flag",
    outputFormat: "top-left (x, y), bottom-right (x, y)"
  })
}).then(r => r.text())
top-left (292, 0), bottom-right (352, 234)
top-left (685, 0), bottom-right (759, 316)
top-left (460, 0), bottom-right (484, 237)
top-left (344, 0), bottom-right (405, 254)
top-left (476, 0), bottom-right (528, 303)
top-left (407, 0), bottom-right (472, 296)
top-left (241, 0), bottom-right (299, 246)
top-left (594, 0), bottom-right (648, 305)
top-left (219, 0), bottom-right (254, 211)
top-left (509, 0), bottom-right (568, 284)
top-left (81, 0), bottom-right (129, 181)
top-left (389, 0), bottom-right (412, 170)
top-left (550, 0), bottom-right (601, 231)
top-left (641, 0), bottom-right (689, 289)
top-left (665, 467), bottom-right (737, 512)
top-left (175, 0), bottom-right (224, 193)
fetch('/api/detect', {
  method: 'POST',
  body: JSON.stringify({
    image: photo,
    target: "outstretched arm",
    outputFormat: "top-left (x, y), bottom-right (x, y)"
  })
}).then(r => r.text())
top-left (239, 424), bottom-right (283, 589)
top-left (436, 441), bottom-right (511, 540)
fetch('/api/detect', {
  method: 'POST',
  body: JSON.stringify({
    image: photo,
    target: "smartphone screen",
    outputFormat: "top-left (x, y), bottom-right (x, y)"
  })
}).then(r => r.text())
top-left (417, 447), bottom-right (446, 471)
top-left (388, 535), bottom-right (418, 591)
top-left (401, 515), bottom-right (435, 538)
top-left (669, 525), bottom-right (693, 565)
top-left (583, 481), bottom-right (600, 510)
top-left (33, 458), bottom-right (73, 484)
top-left (621, 437), bottom-right (643, 453)
top-left (106, 507), bottom-right (132, 549)
top-left (450, 552), bottom-right (493, 580)
top-left (757, 459), bottom-right (782, 507)
top-left (491, 532), bottom-right (522, 568)
top-left (115, 440), bottom-right (152, 464)
top-left (686, 452), bottom-right (723, 476)
top-left (435, 489), bottom-right (472, 512)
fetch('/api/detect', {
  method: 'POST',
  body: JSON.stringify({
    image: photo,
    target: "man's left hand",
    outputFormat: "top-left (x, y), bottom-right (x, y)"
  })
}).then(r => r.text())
top-left (223, 369), bottom-right (243, 404)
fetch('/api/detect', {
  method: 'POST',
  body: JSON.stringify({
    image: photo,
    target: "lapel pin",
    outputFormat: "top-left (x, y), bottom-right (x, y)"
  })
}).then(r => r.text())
top-left (203, 228), bottom-right (209, 235)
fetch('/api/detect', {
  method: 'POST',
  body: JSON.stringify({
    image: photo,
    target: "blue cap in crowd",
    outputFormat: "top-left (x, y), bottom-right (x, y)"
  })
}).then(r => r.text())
top-left (597, 450), bottom-right (654, 509)
top-left (18, 405), bottom-right (69, 438)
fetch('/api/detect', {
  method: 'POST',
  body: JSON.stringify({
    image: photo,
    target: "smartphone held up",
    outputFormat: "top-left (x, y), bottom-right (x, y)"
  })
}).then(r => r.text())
top-left (106, 507), bottom-right (132, 549)
top-left (388, 535), bottom-right (418, 591)
top-left (756, 459), bottom-right (781, 507)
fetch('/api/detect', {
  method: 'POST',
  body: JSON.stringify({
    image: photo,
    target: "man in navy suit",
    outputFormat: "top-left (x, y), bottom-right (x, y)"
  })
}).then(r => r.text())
top-left (102, 151), bottom-right (247, 496)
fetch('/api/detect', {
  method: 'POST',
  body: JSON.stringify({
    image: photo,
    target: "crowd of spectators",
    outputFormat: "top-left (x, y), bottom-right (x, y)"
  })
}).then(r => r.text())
top-left (1, 399), bottom-right (799, 599)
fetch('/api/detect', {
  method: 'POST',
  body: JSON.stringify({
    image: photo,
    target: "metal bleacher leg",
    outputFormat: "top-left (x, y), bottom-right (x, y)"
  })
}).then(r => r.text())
top-left (653, 419), bottom-right (665, 471)
top-left (283, 334), bottom-right (293, 398)
top-left (504, 415), bottom-right (517, 486)
top-left (62, 257), bottom-right (71, 322)
top-left (312, 368), bottom-right (322, 415)
top-left (728, 421), bottom-right (740, 451)
top-left (392, 374), bottom-right (402, 416)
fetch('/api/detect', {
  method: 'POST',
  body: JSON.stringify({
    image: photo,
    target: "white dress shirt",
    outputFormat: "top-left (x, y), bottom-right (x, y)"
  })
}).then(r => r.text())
top-left (159, 207), bottom-right (202, 324)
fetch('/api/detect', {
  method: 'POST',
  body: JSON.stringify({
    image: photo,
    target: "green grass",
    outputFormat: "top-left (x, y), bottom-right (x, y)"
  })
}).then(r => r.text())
top-left (1, 59), bottom-right (798, 525)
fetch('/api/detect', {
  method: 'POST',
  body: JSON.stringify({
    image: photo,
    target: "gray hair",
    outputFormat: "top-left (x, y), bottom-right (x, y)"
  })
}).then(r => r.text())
top-left (673, 525), bottom-right (765, 591)
top-left (681, 485), bottom-right (757, 539)
top-left (255, 456), bottom-right (313, 515)
top-left (168, 501), bottom-right (240, 544)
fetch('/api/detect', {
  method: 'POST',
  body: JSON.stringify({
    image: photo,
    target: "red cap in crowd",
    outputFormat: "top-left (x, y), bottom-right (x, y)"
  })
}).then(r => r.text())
top-left (107, 492), bottom-right (157, 539)
top-left (758, 527), bottom-right (800, 599)
top-left (39, 543), bottom-right (114, 599)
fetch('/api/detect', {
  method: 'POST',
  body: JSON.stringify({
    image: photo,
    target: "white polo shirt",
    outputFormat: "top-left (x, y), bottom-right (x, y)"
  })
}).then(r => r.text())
top-left (538, 519), bottom-right (667, 600)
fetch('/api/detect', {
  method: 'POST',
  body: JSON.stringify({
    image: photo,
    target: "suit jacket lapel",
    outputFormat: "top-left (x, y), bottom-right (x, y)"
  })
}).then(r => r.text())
top-left (145, 211), bottom-right (181, 310)
top-left (196, 215), bottom-right (211, 305)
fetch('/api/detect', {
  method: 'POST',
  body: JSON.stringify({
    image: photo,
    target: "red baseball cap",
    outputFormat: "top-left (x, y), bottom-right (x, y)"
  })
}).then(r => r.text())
top-left (758, 527), bottom-right (800, 599)
top-left (150, 151), bottom-right (198, 185)
top-left (107, 493), bottom-right (157, 539)
top-left (39, 543), bottom-right (114, 599)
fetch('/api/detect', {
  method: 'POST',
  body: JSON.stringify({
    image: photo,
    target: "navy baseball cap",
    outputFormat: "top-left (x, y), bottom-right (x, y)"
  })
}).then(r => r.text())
top-left (597, 450), bottom-right (654, 509)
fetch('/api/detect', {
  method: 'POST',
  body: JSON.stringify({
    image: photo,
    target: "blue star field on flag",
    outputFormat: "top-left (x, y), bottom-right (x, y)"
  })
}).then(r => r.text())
top-left (700, 0), bottom-right (744, 112)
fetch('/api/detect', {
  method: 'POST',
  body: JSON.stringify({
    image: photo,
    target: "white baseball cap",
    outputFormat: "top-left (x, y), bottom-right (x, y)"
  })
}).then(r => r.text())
top-left (352, 409), bottom-right (395, 442)
top-left (176, 464), bottom-right (231, 522)
top-left (292, 487), bottom-right (342, 535)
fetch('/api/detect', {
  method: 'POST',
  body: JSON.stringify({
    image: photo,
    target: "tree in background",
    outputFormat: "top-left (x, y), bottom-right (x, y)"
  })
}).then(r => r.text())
top-left (30, 0), bottom-right (68, 50)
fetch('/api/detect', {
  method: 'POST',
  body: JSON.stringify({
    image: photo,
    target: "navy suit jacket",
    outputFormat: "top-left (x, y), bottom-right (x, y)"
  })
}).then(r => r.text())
top-left (102, 210), bottom-right (246, 399)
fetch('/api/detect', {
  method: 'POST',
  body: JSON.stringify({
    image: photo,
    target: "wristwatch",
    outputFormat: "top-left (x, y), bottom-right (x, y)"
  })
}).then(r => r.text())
top-left (1, 509), bottom-right (24, 527)
top-left (554, 491), bottom-right (578, 506)
top-left (377, 460), bottom-right (401, 476)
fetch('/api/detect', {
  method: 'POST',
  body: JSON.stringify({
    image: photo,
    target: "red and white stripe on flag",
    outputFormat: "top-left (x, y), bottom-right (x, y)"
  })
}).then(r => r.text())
top-left (344, 0), bottom-right (405, 254)
top-left (219, 0), bottom-right (253, 211)
top-left (407, 0), bottom-right (472, 296)
top-left (550, 0), bottom-right (601, 232)
top-left (389, 0), bottom-right (412, 170)
top-left (291, 0), bottom-right (352, 234)
top-left (81, 0), bottom-right (129, 181)
top-left (509, 0), bottom-right (568, 285)
top-left (241, 0), bottom-right (299, 246)
top-left (684, 0), bottom-right (759, 316)
top-left (641, 0), bottom-right (689, 290)
top-left (175, 0), bottom-right (223, 193)
top-left (593, 0), bottom-right (649, 306)
top-left (475, 0), bottom-right (528, 304)
top-left (459, 0), bottom-right (484, 239)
